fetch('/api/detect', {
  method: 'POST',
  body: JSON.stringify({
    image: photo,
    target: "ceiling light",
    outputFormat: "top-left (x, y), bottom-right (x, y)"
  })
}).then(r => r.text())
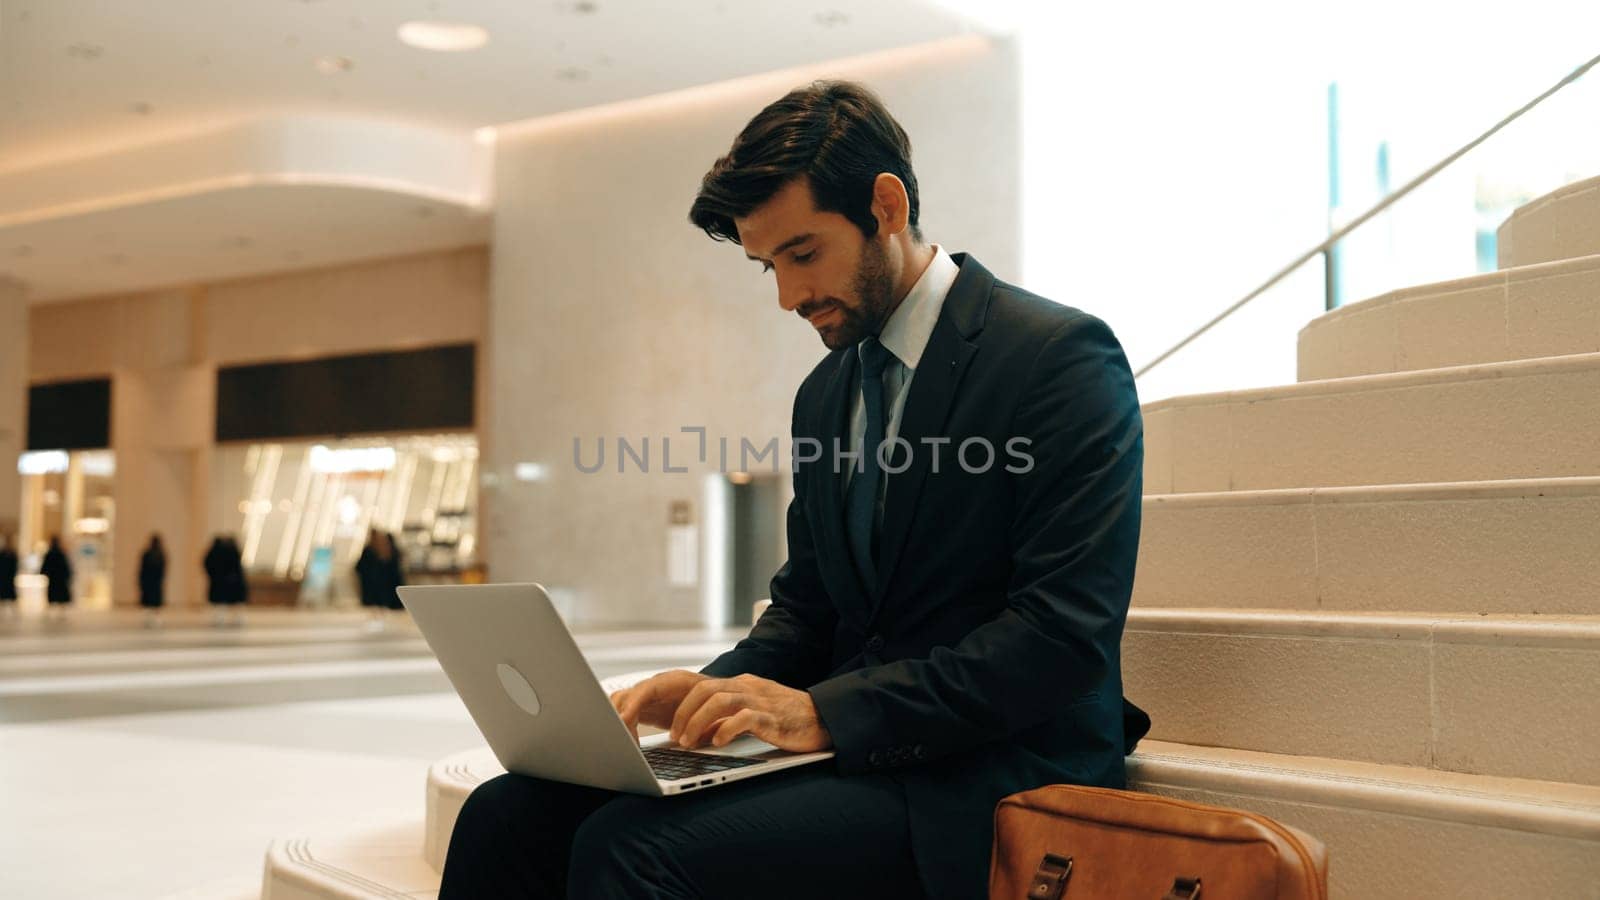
top-left (398, 21), bottom-right (490, 52)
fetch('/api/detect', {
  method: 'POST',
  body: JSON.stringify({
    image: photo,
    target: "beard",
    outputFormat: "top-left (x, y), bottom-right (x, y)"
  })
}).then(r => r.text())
top-left (804, 236), bottom-right (897, 351)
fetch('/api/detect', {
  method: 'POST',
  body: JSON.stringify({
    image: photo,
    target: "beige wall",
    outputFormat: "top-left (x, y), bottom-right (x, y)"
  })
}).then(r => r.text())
top-left (26, 246), bottom-right (489, 605)
top-left (204, 246), bottom-right (486, 366)
top-left (484, 37), bottom-right (1023, 625)
top-left (0, 279), bottom-right (24, 538)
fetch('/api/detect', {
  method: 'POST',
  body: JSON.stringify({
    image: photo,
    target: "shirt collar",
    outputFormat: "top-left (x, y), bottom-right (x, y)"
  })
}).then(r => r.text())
top-left (875, 243), bottom-right (958, 372)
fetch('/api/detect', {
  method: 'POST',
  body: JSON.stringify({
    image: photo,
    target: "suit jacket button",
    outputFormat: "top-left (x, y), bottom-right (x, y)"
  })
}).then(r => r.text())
top-left (868, 750), bottom-right (885, 767)
top-left (912, 745), bottom-right (927, 760)
top-left (864, 634), bottom-right (884, 652)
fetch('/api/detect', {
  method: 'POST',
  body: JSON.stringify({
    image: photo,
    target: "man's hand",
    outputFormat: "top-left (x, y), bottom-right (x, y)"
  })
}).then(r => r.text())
top-left (609, 669), bottom-right (709, 741)
top-left (669, 673), bottom-right (833, 753)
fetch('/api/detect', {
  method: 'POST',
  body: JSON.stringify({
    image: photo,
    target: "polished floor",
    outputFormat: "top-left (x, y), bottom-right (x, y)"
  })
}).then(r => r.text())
top-left (0, 605), bottom-right (736, 900)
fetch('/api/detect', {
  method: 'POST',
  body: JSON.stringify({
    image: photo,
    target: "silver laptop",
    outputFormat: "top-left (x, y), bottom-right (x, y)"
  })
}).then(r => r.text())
top-left (399, 582), bottom-right (833, 796)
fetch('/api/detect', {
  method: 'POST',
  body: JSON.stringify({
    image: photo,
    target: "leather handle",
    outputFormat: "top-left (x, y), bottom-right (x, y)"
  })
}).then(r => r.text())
top-left (1160, 876), bottom-right (1202, 900)
top-left (1026, 853), bottom-right (1073, 900)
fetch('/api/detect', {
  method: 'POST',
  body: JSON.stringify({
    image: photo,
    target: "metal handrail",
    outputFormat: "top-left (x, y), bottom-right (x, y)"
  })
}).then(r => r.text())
top-left (1134, 50), bottom-right (1600, 380)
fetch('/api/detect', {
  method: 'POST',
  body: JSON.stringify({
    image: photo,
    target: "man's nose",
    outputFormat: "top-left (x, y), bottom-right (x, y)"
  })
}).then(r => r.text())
top-left (776, 273), bottom-right (813, 313)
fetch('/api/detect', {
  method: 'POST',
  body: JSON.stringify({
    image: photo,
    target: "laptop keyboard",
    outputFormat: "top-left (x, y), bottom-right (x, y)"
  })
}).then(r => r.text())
top-left (642, 745), bottom-right (766, 781)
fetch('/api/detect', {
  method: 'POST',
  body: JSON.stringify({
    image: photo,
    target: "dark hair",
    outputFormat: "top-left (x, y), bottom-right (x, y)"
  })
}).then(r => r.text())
top-left (688, 80), bottom-right (923, 246)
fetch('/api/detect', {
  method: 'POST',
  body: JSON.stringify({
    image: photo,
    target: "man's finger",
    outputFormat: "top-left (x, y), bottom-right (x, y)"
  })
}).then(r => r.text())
top-left (612, 688), bottom-right (640, 726)
top-left (676, 689), bottom-right (745, 748)
top-left (619, 673), bottom-right (672, 718)
top-left (610, 693), bottom-right (640, 742)
top-left (669, 677), bottom-right (729, 741)
top-left (710, 708), bottom-right (766, 748)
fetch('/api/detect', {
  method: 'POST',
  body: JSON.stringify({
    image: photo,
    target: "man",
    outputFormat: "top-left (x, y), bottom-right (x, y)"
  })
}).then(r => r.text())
top-left (441, 80), bottom-right (1147, 899)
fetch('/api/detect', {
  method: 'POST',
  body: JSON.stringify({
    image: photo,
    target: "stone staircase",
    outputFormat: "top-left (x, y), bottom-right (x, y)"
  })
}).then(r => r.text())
top-left (1126, 172), bottom-right (1600, 897)
top-left (259, 174), bottom-right (1600, 898)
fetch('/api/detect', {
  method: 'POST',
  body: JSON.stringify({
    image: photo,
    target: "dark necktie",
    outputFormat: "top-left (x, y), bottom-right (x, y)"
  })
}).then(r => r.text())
top-left (847, 337), bottom-right (893, 588)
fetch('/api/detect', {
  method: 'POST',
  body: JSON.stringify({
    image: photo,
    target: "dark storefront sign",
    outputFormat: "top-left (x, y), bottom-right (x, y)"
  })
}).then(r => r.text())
top-left (216, 344), bottom-right (475, 442)
top-left (28, 378), bottom-right (112, 450)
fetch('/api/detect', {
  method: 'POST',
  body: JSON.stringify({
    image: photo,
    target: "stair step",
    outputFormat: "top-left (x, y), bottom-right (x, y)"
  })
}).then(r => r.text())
top-left (1142, 352), bottom-right (1600, 493)
top-left (424, 748), bottom-right (501, 874)
top-left (1130, 741), bottom-right (1600, 900)
top-left (1297, 253), bottom-right (1600, 381)
top-left (1499, 174), bottom-right (1600, 268)
top-left (261, 820), bottom-right (437, 900)
top-left (421, 670), bottom-right (660, 872)
top-left (1133, 476), bottom-right (1600, 614)
top-left (416, 741), bottom-right (1600, 900)
top-left (1123, 609), bottom-right (1600, 784)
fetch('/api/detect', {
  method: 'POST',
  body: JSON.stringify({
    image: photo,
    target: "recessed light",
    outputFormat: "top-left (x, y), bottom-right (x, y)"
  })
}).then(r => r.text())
top-left (397, 21), bottom-right (489, 52)
top-left (315, 55), bottom-right (354, 74)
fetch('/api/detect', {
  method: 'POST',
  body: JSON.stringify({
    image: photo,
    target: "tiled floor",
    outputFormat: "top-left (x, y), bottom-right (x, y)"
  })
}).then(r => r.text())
top-left (0, 607), bottom-right (734, 899)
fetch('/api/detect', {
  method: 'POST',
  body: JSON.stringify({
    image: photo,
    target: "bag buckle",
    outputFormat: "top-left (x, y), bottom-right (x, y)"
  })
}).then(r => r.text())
top-left (1161, 876), bottom-right (1202, 900)
top-left (1027, 853), bottom-right (1073, 900)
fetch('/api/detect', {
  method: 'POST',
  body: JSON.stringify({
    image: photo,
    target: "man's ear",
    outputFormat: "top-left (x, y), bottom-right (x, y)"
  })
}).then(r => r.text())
top-left (870, 173), bottom-right (910, 236)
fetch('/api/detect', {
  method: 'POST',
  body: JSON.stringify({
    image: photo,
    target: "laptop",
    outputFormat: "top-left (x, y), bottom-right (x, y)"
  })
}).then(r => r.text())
top-left (398, 582), bottom-right (833, 796)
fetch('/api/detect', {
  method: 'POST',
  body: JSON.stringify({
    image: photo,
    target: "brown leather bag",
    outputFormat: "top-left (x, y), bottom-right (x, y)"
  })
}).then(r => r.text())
top-left (990, 785), bottom-right (1328, 900)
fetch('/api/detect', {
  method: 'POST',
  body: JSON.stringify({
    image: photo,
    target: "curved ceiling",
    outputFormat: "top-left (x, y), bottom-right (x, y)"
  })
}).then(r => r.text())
top-left (0, 0), bottom-right (985, 302)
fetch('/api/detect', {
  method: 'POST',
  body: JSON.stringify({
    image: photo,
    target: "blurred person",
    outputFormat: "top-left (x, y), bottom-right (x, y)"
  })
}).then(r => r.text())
top-left (222, 536), bottom-right (248, 626)
top-left (203, 536), bottom-right (229, 626)
top-left (0, 533), bottom-right (18, 619)
top-left (355, 528), bottom-right (383, 628)
top-left (138, 533), bottom-right (167, 628)
top-left (377, 531), bottom-right (407, 619)
top-left (40, 535), bottom-right (73, 623)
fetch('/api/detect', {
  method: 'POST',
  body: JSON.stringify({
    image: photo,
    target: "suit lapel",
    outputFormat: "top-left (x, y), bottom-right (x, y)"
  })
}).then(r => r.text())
top-left (868, 253), bottom-right (993, 620)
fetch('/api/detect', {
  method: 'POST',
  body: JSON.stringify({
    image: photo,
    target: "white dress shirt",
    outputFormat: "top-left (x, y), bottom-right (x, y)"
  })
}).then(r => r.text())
top-left (843, 244), bottom-right (961, 507)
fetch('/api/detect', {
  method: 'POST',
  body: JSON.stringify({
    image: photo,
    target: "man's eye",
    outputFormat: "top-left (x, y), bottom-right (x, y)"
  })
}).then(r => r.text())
top-left (794, 251), bottom-right (815, 264)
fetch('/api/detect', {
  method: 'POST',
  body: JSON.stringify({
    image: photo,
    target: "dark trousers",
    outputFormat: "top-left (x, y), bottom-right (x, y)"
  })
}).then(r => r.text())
top-left (438, 766), bottom-right (924, 899)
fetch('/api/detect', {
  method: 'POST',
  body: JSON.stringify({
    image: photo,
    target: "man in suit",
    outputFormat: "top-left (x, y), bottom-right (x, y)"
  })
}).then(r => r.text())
top-left (440, 80), bottom-right (1146, 899)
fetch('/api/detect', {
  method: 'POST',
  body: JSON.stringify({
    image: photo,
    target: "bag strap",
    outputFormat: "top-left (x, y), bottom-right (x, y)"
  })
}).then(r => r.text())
top-left (1160, 877), bottom-right (1202, 900)
top-left (1026, 853), bottom-right (1073, 900)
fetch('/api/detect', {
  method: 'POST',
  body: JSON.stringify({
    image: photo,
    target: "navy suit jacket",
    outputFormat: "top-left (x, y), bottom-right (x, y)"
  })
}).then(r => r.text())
top-left (702, 252), bottom-right (1147, 898)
